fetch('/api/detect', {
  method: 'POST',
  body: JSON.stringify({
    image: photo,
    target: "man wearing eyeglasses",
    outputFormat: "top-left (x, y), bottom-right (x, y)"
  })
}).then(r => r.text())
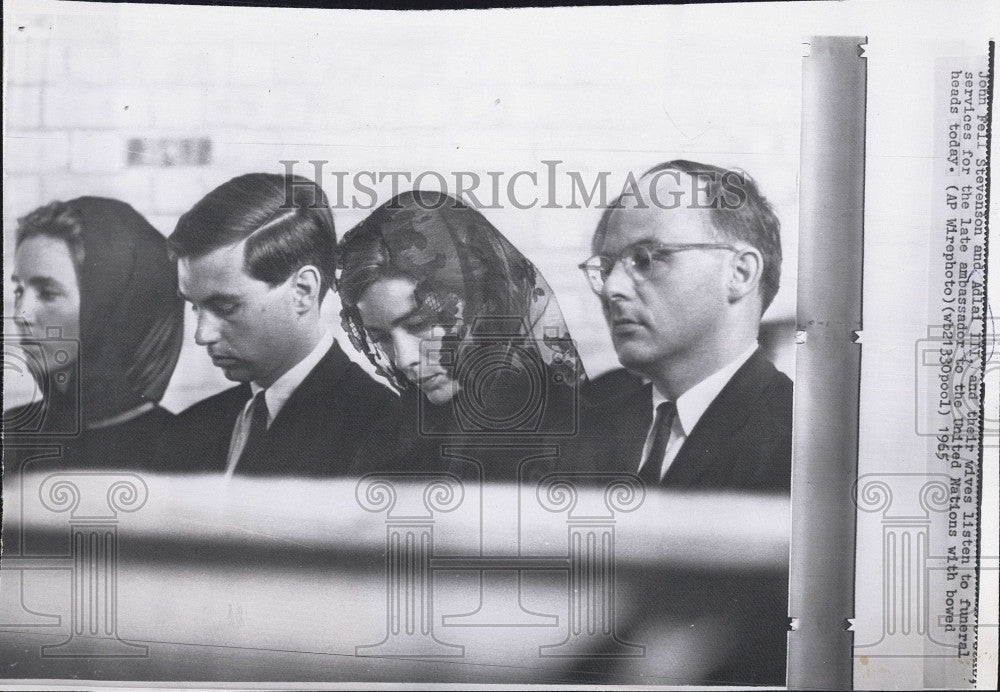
top-left (575, 159), bottom-right (792, 493)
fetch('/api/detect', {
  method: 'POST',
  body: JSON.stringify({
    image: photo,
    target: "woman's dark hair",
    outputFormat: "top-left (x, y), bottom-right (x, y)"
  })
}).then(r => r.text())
top-left (16, 201), bottom-right (87, 278)
top-left (337, 190), bottom-right (581, 394)
top-left (336, 222), bottom-right (406, 309)
top-left (14, 196), bottom-right (185, 425)
top-left (169, 173), bottom-right (337, 301)
top-left (338, 190), bottom-right (531, 320)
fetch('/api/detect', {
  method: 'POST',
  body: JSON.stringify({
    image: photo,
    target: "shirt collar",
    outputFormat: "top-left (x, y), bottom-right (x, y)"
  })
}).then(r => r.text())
top-left (652, 342), bottom-right (758, 437)
top-left (250, 331), bottom-right (333, 425)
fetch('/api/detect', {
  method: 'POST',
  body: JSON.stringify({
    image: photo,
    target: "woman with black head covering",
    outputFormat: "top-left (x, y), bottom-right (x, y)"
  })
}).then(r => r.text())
top-left (7, 197), bottom-right (184, 469)
top-left (338, 190), bottom-right (585, 481)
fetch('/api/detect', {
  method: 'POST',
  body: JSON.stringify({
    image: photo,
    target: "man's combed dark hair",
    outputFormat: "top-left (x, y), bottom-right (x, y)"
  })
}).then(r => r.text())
top-left (168, 173), bottom-right (337, 300)
top-left (592, 159), bottom-right (782, 313)
top-left (16, 201), bottom-right (87, 275)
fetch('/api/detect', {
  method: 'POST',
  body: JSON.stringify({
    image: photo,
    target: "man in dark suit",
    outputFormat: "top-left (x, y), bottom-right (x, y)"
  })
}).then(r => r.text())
top-left (153, 172), bottom-right (398, 476)
top-left (576, 159), bottom-right (792, 492)
top-left (571, 162), bottom-right (793, 686)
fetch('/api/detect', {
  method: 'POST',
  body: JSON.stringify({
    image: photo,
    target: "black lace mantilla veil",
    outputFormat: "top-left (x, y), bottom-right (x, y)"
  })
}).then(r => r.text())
top-left (338, 190), bottom-right (586, 472)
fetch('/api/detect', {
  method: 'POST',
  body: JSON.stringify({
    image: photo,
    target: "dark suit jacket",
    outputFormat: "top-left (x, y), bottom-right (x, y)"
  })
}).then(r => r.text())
top-left (151, 342), bottom-right (400, 476)
top-left (563, 350), bottom-right (792, 685)
top-left (3, 404), bottom-right (173, 471)
top-left (569, 348), bottom-right (792, 492)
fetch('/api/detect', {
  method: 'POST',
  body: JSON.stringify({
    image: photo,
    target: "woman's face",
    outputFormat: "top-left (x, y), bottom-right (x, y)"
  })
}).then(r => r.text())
top-left (356, 276), bottom-right (462, 405)
top-left (12, 235), bottom-right (81, 374)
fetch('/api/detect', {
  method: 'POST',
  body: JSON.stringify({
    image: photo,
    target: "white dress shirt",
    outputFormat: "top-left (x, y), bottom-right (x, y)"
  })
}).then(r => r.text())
top-left (224, 331), bottom-right (334, 478)
top-left (636, 343), bottom-right (758, 482)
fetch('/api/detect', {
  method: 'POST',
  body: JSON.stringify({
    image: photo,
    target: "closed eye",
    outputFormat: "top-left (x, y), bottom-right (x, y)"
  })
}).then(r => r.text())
top-left (204, 300), bottom-right (238, 317)
top-left (366, 329), bottom-right (390, 346)
top-left (402, 316), bottom-right (433, 333)
top-left (189, 301), bottom-right (238, 317)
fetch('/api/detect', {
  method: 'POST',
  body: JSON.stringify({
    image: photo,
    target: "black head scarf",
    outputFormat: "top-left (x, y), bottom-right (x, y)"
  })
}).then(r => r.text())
top-left (338, 191), bottom-right (585, 433)
top-left (70, 197), bottom-right (184, 427)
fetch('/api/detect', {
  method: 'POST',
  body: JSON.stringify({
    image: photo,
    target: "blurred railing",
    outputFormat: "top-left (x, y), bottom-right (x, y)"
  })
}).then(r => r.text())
top-left (1, 472), bottom-right (789, 685)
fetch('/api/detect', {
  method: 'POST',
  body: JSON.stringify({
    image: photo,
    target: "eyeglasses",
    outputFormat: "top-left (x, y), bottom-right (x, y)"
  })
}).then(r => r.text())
top-left (578, 241), bottom-right (739, 294)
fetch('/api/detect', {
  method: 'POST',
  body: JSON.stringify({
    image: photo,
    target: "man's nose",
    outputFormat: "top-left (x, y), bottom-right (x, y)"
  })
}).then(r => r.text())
top-left (601, 259), bottom-right (635, 302)
top-left (392, 331), bottom-right (422, 375)
top-left (14, 292), bottom-right (37, 332)
top-left (193, 309), bottom-right (221, 346)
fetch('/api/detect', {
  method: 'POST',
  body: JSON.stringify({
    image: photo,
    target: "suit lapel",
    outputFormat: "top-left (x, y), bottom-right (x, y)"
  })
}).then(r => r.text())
top-left (581, 380), bottom-right (651, 475)
top-left (620, 383), bottom-right (653, 474)
top-left (663, 349), bottom-right (776, 488)
top-left (263, 342), bottom-right (353, 449)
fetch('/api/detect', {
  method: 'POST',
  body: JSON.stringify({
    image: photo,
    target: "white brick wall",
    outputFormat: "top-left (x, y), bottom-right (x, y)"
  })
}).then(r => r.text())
top-left (65, 45), bottom-right (122, 85)
top-left (3, 175), bottom-right (44, 223)
top-left (151, 87), bottom-right (208, 129)
top-left (69, 131), bottom-right (127, 172)
top-left (8, 86), bottom-right (43, 128)
top-left (42, 86), bottom-right (152, 128)
top-left (6, 37), bottom-right (60, 84)
top-left (4, 2), bottom-right (801, 411)
top-left (5, 131), bottom-right (70, 173)
top-left (150, 168), bottom-right (208, 216)
top-left (218, 48), bottom-right (275, 86)
top-left (39, 169), bottom-right (153, 212)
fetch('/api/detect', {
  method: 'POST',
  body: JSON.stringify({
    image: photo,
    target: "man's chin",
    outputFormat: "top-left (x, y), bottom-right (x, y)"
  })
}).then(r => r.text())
top-left (219, 365), bottom-right (253, 383)
top-left (612, 342), bottom-right (656, 374)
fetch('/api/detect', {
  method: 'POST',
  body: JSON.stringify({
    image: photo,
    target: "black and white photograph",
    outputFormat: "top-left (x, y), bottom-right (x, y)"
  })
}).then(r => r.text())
top-left (1, 1), bottom-right (996, 689)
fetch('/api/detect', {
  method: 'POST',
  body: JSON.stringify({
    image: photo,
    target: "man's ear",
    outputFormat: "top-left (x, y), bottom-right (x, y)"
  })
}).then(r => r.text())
top-left (290, 264), bottom-right (322, 314)
top-left (726, 246), bottom-right (763, 304)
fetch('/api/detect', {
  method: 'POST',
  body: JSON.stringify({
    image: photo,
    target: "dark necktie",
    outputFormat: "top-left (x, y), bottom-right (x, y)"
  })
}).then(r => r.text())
top-left (637, 401), bottom-right (676, 487)
top-left (236, 390), bottom-right (269, 474)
